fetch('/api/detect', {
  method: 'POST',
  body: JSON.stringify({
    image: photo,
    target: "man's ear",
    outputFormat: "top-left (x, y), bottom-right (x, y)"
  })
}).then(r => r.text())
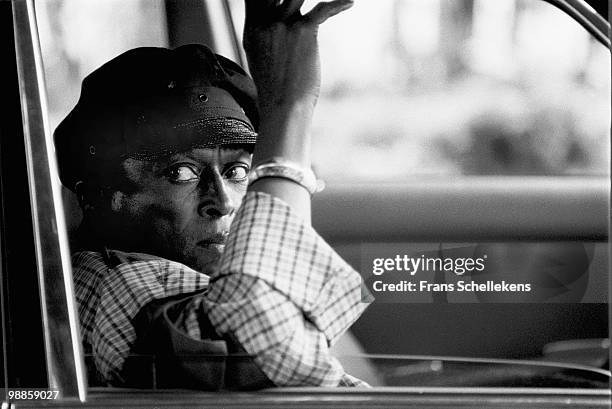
top-left (110, 191), bottom-right (126, 213)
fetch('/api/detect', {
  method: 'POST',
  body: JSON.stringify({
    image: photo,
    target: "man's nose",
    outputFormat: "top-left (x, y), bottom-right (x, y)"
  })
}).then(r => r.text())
top-left (197, 173), bottom-right (235, 218)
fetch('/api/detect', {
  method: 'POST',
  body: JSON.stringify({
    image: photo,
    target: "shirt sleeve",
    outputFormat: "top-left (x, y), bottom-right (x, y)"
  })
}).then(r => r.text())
top-left (202, 191), bottom-right (371, 386)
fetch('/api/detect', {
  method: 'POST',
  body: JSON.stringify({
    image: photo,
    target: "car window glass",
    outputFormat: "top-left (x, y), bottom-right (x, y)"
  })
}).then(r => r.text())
top-left (228, 0), bottom-right (610, 182)
top-left (24, 0), bottom-right (609, 392)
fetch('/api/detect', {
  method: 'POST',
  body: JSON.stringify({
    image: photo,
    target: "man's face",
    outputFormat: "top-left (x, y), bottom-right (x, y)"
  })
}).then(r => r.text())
top-left (113, 145), bottom-right (252, 273)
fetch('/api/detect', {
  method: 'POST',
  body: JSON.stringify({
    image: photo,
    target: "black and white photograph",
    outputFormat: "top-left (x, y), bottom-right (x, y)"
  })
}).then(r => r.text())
top-left (0, 0), bottom-right (610, 407)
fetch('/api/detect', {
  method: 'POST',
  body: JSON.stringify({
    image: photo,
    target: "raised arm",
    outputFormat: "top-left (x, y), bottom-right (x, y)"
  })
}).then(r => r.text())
top-left (202, 0), bottom-right (370, 387)
top-left (243, 0), bottom-right (354, 221)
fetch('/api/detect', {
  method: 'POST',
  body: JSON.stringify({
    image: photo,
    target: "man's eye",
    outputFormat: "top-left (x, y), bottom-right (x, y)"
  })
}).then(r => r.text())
top-left (167, 165), bottom-right (199, 182)
top-left (224, 165), bottom-right (249, 181)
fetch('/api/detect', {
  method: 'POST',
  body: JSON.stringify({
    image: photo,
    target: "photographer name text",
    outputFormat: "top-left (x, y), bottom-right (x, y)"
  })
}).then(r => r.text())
top-left (370, 254), bottom-right (531, 293)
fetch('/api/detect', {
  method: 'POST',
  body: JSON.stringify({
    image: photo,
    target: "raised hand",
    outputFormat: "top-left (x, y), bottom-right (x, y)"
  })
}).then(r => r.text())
top-left (243, 0), bottom-right (354, 113)
top-left (243, 0), bottom-right (353, 220)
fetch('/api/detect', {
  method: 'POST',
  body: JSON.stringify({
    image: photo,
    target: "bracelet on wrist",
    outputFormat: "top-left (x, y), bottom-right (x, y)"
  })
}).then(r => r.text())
top-left (248, 158), bottom-right (325, 195)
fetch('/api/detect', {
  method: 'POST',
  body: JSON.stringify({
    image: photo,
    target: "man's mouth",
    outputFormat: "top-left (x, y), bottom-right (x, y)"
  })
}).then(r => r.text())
top-left (197, 232), bottom-right (229, 247)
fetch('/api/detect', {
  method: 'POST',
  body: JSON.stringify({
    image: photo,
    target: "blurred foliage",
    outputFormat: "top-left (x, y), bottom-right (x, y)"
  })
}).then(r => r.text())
top-left (312, 0), bottom-right (610, 180)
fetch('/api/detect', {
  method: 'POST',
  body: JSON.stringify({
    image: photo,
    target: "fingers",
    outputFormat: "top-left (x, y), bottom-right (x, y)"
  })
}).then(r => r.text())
top-left (278, 0), bottom-right (306, 19)
top-left (303, 0), bottom-right (353, 25)
top-left (246, 0), bottom-right (353, 25)
top-left (244, 0), bottom-right (278, 22)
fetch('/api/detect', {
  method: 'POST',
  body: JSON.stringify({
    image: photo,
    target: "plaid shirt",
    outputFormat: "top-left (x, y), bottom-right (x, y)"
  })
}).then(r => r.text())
top-left (73, 191), bottom-right (370, 387)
